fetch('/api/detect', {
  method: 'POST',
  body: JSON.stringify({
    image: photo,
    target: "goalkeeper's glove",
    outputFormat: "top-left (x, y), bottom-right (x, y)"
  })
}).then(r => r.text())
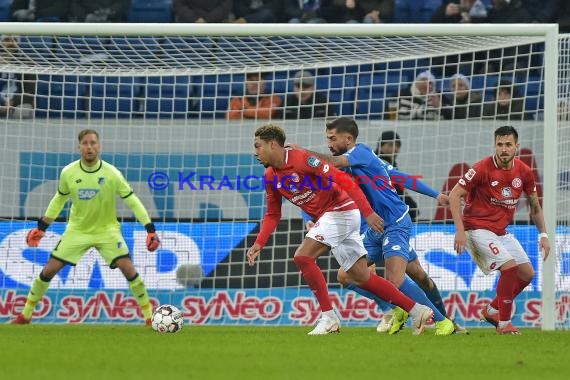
top-left (145, 223), bottom-right (160, 252)
top-left (26, 218), bottom-right (49, 247)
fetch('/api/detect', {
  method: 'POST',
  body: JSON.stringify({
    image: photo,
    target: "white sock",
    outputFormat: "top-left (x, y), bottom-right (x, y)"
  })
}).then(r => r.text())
top-left (323, 310), bottom-right (336, 319)
top-left (487, 305), bottom-right (499, 314)
top-left (498, 320), bottom-right (511, 328)
top-left (409, 303), bottom-right (424, 320)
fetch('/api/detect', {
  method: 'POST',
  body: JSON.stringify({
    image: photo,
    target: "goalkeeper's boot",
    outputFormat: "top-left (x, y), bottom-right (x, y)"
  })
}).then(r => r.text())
top-left (452, 319), bottom-right (469, 335)
top-left (308, 312), bottom-right (340, 335)
top-left (435, 318), bottom-right (455, 336)
top-left (10, 314), bottom-right (31, 325)
top-left (496, 322), bottom-right (521, 335)
top-left (145, 318), bottom-right (152, 327)
top-left (411, 305), bottom-right (434, 336)
top-left (388, 306), bottom-right (409, 335)
top-left (480, 307), bottom-right (499, 327)
top-left (376, 309), bottom-right (394, 333)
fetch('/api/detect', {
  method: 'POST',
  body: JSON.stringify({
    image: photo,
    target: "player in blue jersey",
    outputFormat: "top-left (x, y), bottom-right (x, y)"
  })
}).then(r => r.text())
top-left (293, 117), bottom-right (460, 335)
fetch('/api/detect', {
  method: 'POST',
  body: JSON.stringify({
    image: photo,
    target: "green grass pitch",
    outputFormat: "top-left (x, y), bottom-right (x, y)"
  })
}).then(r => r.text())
top-left (0, 325), bottom-right (569, 380)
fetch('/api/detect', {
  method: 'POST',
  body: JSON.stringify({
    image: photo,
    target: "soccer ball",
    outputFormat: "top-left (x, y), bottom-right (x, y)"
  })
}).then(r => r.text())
top-left (151, 304), bottom-right (184, 333)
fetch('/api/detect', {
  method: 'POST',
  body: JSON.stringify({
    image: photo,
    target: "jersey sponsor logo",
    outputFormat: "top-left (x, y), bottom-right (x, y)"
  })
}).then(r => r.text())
top-left (75, 178), bottom-right (82, 183)
top-left (464, 168), bottom-right (476, 181)
top-left (98, 177), bottom-right (105, 185)
top-left (501, 187), bottom-right (512, 198)
top-left (491, 180), bottom-right (499, 187)
top-left (290, 173), bottom-right (300, 182)
top-left (78, 188), bottom-right (99, 200)
top-left (458, 178), bottom-right (466, 186)
top-left (314, 234), bottom-right (325, 242)
top-left (512, 177), bottom-right (522, 188)
top-left (307, 156), bottom-right (321, 168)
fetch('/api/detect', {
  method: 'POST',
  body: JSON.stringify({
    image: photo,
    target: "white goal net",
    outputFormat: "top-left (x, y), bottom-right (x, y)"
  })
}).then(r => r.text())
top-left (0, 23), bottom-right (566, 330)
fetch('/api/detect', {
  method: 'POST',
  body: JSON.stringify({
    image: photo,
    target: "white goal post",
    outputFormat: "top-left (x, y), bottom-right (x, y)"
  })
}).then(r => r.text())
top-left (0, 22), bottom-right (564, 330)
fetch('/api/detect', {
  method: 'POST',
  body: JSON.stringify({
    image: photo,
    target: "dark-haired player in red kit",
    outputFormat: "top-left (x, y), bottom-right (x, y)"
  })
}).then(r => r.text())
top-left (247, 124), bottom-right (434, 335)
top-left (449, 125), bottom-right (551, 335)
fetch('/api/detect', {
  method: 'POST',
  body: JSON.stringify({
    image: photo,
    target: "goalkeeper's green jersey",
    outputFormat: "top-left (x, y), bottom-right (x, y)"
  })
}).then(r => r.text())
top-left (45, 159), bottom-right (151, 234)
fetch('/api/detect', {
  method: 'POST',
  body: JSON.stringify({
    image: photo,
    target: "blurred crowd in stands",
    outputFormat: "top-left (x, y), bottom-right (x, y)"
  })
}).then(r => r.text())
top-left (2, 1), bottom-right (568, 31)
top-left (0, 0), bottom-right (569, 121)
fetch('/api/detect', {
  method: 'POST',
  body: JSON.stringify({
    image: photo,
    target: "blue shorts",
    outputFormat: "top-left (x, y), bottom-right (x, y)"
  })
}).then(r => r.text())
top-left (363, 214), bottom-right (416, 263)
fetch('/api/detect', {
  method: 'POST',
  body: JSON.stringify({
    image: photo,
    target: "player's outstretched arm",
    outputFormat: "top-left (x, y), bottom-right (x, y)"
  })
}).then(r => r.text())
top-left (122, 193), bottom-right (160, 252)
top-left (28, 179), bottom-right (71, 247)
top-left (390, 168), bottom-right (442, 200)
top-left (285, 144), bottom-right (349, 169)
top-left (527, 192), bottom-right (551, 261)
top-left (449, 184), bottom-right (468, 254)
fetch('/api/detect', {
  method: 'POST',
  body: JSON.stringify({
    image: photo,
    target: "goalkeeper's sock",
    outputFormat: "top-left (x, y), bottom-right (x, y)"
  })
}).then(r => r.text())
top-left (346, 283), bottom-right (394, 313)
top-left (399, 275), bottom-right (446, 322)
top-left (22, 274), bottom-right (51, 319)
top-left (128, 273), bottom-right (152, 320)
top-left (293, 255), bottom-right (332, 312)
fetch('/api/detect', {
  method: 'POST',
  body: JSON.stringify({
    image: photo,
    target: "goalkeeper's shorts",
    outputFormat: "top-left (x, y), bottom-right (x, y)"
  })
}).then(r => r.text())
top-left (52, 230), bottom-right (129, 268)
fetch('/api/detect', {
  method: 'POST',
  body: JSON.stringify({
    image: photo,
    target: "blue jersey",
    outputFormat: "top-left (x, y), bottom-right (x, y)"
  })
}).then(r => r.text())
top-left (344, 144), bottom-right (409, 226)
top-left (302, 144), bottom-right (438, 228)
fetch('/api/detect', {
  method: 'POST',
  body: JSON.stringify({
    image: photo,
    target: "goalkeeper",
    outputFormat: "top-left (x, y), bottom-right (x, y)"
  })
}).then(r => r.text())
top-left (12, 129), bottom-right (160, 325)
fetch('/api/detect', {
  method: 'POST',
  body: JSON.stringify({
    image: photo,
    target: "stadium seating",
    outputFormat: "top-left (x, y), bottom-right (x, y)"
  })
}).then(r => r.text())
top-left (315, 74), bottom-right (356, 116)
top-left (418, 0), bottom-right (442, 23)
top-left (393, 0), bottom-right (415, 23)
top-left (89, 76), bottom-right (143, 118)
top-left (14, 31), bottom-right (545, 120)
top-left (143, 76), bottom-right (193, 118)
top-left (393, 0), bottom-right (440, 23)
top-left (194, 74), bottom-right (236, 119)
top-left (356, 72), bottom-right (407, 119)
top-left (18, 36), bottom-right (55, 62)
top-left (128, 0), bottom-right (173, 23)
top-left (35, 75), bottom-right (89, 119)
top-left (0, 0), bottom-right (11, 22)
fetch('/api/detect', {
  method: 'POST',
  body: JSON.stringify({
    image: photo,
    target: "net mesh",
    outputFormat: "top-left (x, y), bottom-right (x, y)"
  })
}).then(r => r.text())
top-left (0, 25), bottom-right (566, 329)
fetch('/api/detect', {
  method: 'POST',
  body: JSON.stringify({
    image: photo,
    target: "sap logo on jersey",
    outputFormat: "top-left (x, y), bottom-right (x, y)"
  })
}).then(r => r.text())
top-left (78, 189), bottom-right (99, 200)
top-left (0, 221), bottom-right (257, 290)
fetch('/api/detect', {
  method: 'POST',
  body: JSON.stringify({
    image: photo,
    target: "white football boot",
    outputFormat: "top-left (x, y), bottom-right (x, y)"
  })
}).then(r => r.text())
top-left (308, 312), bottom-right (341, 335)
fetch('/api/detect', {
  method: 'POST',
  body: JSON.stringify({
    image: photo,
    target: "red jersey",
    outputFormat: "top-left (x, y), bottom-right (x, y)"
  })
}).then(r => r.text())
top-left (255, 149), bottom-right (374, 248)
top-left (458, 156), bottom-right (536, 235)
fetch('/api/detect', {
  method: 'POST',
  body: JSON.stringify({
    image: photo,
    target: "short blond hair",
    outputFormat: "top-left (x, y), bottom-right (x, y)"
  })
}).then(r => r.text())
top-left (78, 129), bottom-right (99, 142)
